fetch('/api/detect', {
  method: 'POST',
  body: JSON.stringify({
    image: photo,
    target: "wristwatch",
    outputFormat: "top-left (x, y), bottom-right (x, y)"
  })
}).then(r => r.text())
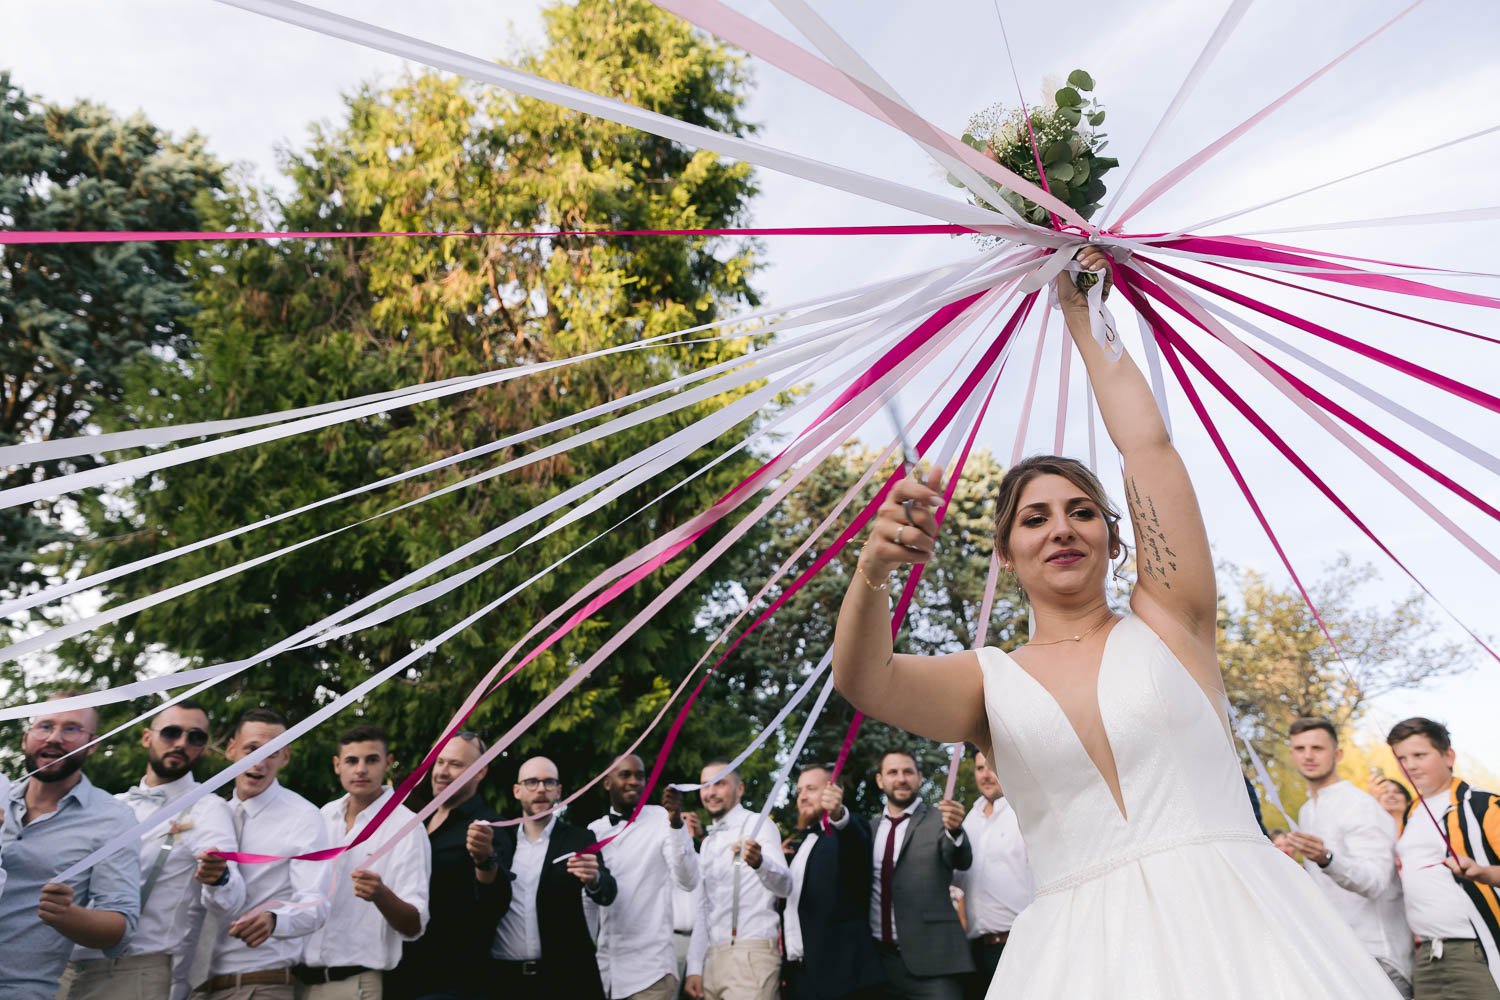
top-left (475, 852), bottom-right (500, 872)
top-left (1318, 850), bottom-right (1334, 869)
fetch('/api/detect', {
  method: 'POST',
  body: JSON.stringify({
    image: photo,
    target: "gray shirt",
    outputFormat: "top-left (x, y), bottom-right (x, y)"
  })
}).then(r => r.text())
top-left (0, 775), bottom-right (141, 999)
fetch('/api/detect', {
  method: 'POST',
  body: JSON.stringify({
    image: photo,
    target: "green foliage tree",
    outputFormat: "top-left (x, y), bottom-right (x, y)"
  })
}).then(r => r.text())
top-left (0, 71), bottom-right (224, 597)
top-left (37, 0), bottom-right (769, 807)
top-left (696, 447), bottom-right (1027, 819)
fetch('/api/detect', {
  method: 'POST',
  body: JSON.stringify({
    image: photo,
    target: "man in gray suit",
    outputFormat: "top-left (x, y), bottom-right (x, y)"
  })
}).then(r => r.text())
top-left (868, 749), bottom-right (974, 1000)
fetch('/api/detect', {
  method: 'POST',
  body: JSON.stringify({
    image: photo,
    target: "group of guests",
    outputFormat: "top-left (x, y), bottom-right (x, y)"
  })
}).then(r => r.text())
top-left (1264, 716), bottom-right (1500, 1000)
top-left (0, 695), bottom-right (1033, 1000)
top-left (3, 692), bottom-right (1498, 1000)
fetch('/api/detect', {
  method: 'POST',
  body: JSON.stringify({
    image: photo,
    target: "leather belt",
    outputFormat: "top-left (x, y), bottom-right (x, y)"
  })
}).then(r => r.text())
top-left (496, 959), bottom-right (543, 976)
top-left (978, 931), bottom-right (1010, 946)
top-left (292, 965), bottom-right (372, 985)
top-left (199, 968), bottom-right (294, 992)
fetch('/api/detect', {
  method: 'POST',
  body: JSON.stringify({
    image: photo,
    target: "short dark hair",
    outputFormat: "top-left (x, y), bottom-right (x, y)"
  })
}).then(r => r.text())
top-left (1386, 717), bottom-right (1451, 753)
top-left (1289, 717), bottom-right (1338, 745)
top-left (877, 748), bottom-right (919, 773)
top-left (1378, 779), bottom-right (1413, 805)
top-left (796, 762), bottom-right (837, 782)
top-left (454, 730), bottom-right (487, 754)
top-left (233, 707), bottom-right (289, 737)
top-left (338, 723), bottom-right (389, 752)
top-left (702, 759), bottom-right (740, 783)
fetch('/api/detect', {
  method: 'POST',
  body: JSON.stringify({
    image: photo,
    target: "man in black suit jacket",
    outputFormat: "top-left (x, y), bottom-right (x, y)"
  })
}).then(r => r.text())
top-left (869, 750), bottom-right (973, 1000)
top-left (492, 756), bottom-right (618, 1000)
top-left (782, 764), bottom-right (885, 1000)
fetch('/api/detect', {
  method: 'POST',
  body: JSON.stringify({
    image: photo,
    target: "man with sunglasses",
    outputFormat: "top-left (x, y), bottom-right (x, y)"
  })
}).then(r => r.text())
top-left (0, 693), bottom-right (141, 1000)
top-left (60, 699), bottom-right (247, 1000)
top-left (491, 755), bottom-right (618, 1000)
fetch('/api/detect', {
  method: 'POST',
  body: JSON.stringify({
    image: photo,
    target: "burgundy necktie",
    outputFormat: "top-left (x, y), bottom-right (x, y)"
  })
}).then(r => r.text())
top-left (880, 813), bottom-right (910, 946)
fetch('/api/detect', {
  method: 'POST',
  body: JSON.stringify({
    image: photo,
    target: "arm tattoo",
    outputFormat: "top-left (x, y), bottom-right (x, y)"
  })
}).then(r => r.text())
top-left (1126, 476), bottom-right (1177, 589)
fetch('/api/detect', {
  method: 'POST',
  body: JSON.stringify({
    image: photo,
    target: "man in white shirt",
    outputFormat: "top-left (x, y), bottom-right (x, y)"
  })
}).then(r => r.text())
top-left (953, 752), bottom-right (1032, 1000)
top-left (1284, 717), bottom-right (1411, 997)
top-left (684, 760), bottom-right (792, 1000)
top-left (61, 699), bottom-right (246, 1000)
top-left (193, 708), bottom-right (331, 999)
top-left (587, 753), bottom-right (699, 1000)
top-left (1388, 716), bottom-right (1500, 1000)
top-left (297, 724), bottom-right (432, 998)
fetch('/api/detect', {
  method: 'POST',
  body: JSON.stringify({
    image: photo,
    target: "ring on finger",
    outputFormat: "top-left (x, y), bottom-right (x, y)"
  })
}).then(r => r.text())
top-left (894, 525), bottom-right (906, 547)
top-left (901, 498), bottom-right (916, 526)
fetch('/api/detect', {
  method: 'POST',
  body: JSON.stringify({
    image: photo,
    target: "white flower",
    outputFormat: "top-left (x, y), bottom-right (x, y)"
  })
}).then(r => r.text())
top-left (1040, 74), bottom-right (1065, 108)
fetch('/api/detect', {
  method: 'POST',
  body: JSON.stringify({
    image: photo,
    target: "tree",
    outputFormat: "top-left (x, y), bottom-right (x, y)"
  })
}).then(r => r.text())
top-left (1220, 555), bottom-right (1475, 790)
top-left (0, 71), bottom-right (225, 598)
top-left (42, 0), bottom-right (769, 804)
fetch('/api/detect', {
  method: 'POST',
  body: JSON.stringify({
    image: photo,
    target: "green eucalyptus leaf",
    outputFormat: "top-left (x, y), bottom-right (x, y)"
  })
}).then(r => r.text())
top-left (1043, 140), bottom-right (1071, 165)
top-left (1088, 111), bottom-right (1106, 126)
top-left (1072, 157), bottom-right (1090, 182)
top-left (1058, 106), bottom-right (1082, 126)
top-left (1045, 161), bottom-right (1075, 184)
top-left (961, 132), bottom-right (987, 152)
top-left (946, 172), bottom-right (966, 187)
top-left (1055, 87), bottom-right (1082, 107)
top-left (1095, 156), bottom-right (1120, 170)
top-left (1080, 202), bottom-right (1101, 219)
top-left (1068, 69), bottom-right (1095, 91)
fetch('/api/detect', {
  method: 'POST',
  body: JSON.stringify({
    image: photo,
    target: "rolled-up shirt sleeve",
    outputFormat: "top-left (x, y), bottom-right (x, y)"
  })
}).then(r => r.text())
top-left (664, 823), bottom-right (699, 892)
top-left (191, 800), bottom-right (246, 917)
top-left (88, 813), bottom-right (144, 957)
top-left (269, 834), bottom-right (332, 938)
top-left (389, 826), bottom-right (434, 940)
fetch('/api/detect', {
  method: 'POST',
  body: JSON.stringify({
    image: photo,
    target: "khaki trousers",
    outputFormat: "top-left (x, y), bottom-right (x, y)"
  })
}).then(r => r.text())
top-left (623, 974), bottom-right (678, 1000)
top-left (198, 988), bottom-right (294, 1000)
top-left (57, 954), bottom-right (173, 1000)
top-left (703, 939), bottom-right (779, 1000)
top-left (295, 971), bottom-right (383, 1000)
top-left (1413, 940), bottom-right (1500, 1000)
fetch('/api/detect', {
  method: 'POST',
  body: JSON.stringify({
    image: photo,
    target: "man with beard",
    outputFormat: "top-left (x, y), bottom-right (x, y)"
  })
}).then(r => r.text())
top-left (1286, 718), bottom-right (1412, 998)
top-left (684, 760), bottom-right (792, 1000)
top-left (60, 700), bottom-right (247, 1000)
top-left (297, 723), bottom-right (432, 998)
top-left (0, 693), bottom-right (140, 999)
top-left (952, 752), bottom-right (1032, 1000)
top-left (781, 764), bottom-right (885, 1000)
top-left (491, 755), bottom-right (618, 1000)
top-left (387, 731), bottom-right (511, 1000)
top-left (868, 749), bottom-right (972, 1000)
top-left (587, 754), bottom-right (700, 1000)
top-left (194, 707), bottom-right (330, 999)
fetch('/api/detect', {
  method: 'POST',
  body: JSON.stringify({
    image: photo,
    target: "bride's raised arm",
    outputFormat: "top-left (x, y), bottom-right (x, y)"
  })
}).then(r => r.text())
top-left (1063, 248), bottom-right (1220, 682)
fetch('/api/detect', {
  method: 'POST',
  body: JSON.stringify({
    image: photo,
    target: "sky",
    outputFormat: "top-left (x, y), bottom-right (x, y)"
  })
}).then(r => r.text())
top-left (4, 0), bottom-right (1498, 770)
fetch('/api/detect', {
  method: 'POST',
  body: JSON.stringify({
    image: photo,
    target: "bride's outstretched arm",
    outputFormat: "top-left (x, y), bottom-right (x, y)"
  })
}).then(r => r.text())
top-left (831, 465), bottom-right (988, 748)
top-left (1061, 249), bottom-right (1219, 661)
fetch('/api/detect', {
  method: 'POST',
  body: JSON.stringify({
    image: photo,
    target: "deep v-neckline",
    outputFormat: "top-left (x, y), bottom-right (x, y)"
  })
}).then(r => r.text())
top-left (1000, 616), bottom-right (1130, 823)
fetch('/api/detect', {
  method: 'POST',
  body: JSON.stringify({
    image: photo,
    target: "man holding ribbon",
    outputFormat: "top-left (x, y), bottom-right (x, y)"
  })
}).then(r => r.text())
top-left (60, 699), bottom-right (246, 1000)
top-left (193, 707), bottom-right (330, 999)
top-left (684, 760), bottom-right (791, 1000)
top-left (296, 723), bottom-right (432, 998)
top-left (0, 693), bottom-right (140, 1000)
top-left (587, 753), bottom-right (700, 1000)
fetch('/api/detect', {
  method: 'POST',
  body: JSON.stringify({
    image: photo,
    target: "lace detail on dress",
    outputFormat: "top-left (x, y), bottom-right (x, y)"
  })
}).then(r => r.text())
top-left (1034, 829), bottom-right (1267, 897)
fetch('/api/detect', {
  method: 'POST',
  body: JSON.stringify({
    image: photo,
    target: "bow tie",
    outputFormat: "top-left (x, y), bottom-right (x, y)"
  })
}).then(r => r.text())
top-left (126, 786), bottom-right (169, 808)
top-left (608, 810), bottom-right (627, 825)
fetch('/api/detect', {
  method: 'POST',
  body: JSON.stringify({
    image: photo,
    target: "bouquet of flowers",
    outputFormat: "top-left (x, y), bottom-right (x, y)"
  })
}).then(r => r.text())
top-left (953, 69), bottom-right (1118, 227)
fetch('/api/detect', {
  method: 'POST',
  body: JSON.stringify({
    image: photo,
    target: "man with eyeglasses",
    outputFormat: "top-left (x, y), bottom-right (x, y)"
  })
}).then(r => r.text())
top-left (586, 754), bottom-right (700, 1000)
top-left (59, 699), bottom-right (247, 1000)
top-left (491, 756), bottom-right (618, 1000)
top-left (386, 731), bottom-right (510, 1000)
top-left (0, 692), bottom-right (141, 1000)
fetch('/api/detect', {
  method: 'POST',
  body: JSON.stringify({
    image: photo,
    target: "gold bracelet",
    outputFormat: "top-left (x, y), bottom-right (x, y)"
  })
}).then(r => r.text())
top-left (855, 561), bottom-right (891, 592)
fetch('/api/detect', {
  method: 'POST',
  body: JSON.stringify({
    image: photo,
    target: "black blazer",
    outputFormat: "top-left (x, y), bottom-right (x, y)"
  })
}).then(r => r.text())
top-left (494, 819), bottom-right (618, 998)
top-left (790, 813), bottom-right (886, 999)
top-left (388, 793), bottom-right (511, 999)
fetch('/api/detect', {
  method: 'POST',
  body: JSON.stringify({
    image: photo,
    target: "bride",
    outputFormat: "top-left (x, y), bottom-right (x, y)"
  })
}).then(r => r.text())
top-left (831, 247), bottom-right (1400, 998)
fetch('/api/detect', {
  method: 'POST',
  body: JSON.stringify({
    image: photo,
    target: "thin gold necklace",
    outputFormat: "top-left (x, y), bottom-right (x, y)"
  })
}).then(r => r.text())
top-left (1024, 612), bottom-right (1115, 648)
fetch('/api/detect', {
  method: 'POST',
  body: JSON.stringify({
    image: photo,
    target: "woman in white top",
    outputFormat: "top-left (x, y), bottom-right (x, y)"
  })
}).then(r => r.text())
top-left (831, 248), bottom-right (1400, 998)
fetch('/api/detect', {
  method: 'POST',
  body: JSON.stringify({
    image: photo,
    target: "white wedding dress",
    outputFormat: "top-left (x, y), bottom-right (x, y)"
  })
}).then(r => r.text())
top-left (979, 614), bottom-right (1400, 999)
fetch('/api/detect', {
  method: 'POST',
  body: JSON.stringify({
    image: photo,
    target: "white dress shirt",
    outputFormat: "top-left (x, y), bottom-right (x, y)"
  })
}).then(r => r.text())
top-left (954, 795), bottom-right (1032, 938)
top-left (869, 800), bottom-right (936, 942)
top-left (687, 803), bottom-right (792, 976)
top-left (784, 809), bottom-right (850, 962)
top-left (301, 788), bottom-right (432, 972)
top-left (586, 804), bottom-right (700, 997)
top-left (1398, 800), bottom-right (1477, 940)
top-left (207, 780), bottom-right (332, 976)
top-left (72, 773), bottom-right (246, 1000)
top-left (1298, 781), bottom-right (1411, 979)
top-left (493, 815), bottom-right (555, 961)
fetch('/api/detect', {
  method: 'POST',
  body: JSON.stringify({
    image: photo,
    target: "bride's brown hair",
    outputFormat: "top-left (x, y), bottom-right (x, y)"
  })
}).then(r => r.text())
top-left (992, 455), bottom-right (1126, 568)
